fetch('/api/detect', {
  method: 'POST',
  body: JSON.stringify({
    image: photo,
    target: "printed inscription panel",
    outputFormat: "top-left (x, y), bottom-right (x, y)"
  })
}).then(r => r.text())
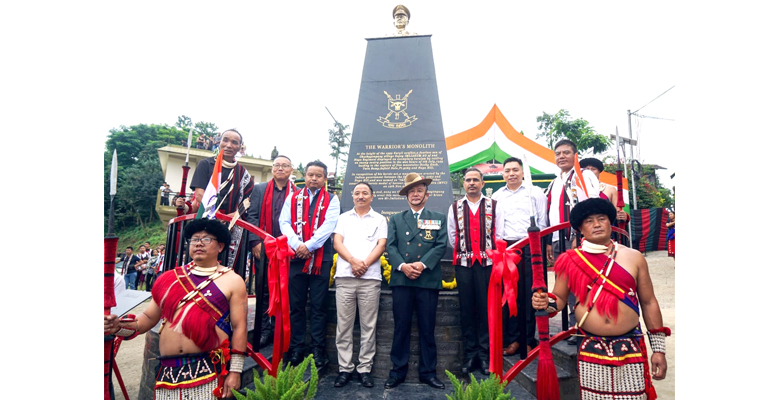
top-left (342, 35), bottom-right (453, 216)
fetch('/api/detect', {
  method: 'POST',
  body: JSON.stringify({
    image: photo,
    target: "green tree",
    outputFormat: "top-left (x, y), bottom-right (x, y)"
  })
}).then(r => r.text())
top-left (176, 115), bottom-right (192, 130)
top-left (328, 122), bottom-right (351, 186)
top-left (195, 121), bottom-right (220, 137)
top-left (536, 109), bottom-right (611, 155)
top-left (104, 122), bottom-right (191, 233)
top-left (602, 158), bottom-right (673, 209)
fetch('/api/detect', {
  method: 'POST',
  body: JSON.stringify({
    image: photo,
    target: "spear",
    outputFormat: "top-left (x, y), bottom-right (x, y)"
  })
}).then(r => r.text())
top-left (523, 153), bottom-right (560, 400)
top-left (104, 150), bottom-right (119, 400)
top-left (177, 126), bottom-right (194, 216)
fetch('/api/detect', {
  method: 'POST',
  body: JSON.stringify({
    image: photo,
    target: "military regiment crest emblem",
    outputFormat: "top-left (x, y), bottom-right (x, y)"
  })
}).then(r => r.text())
top-left (377, 90), bottom-right (418, 129)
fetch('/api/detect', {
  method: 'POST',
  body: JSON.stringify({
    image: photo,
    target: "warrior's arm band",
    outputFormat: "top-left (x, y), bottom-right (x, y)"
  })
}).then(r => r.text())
top-left (647, 327), bottom-right (671, 354)
top-left (546, 293), bottom-right (559, 317)
top-left (115, 314), bottom-right (140, 340)
top-left (228, 354), bottom-right (245, 373)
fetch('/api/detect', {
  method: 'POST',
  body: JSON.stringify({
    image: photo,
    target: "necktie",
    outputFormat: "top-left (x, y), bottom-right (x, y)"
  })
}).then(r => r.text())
top-left (413, 212), bottom-right (419, 220)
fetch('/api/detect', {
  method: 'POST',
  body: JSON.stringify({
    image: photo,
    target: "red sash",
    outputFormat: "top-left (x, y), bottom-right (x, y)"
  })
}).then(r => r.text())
top-left (290, 188), bottom-right (331, 275)
top-left (554, 249), bottom-right (637, 322)
top-left (151, 263), bottom-right (227, 350)
top-left (259, 180), bottom-right (295, 234)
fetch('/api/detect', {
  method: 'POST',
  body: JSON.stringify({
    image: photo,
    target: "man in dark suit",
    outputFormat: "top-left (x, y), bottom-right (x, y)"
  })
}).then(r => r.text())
top-left (246, 155), bottom-right (297, 349)
top-left (384, 173), bottom-right (448, 390)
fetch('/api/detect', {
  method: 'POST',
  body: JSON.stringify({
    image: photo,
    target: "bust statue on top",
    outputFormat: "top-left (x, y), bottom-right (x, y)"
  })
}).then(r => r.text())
top-left (389, 5), bottom-right (417, 37)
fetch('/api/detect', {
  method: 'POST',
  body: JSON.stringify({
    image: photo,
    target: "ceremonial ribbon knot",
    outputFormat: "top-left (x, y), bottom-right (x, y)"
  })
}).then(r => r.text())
top-left (264, 234), bottom-right (295, 353)
top-left (487, 239), bottom-right (520, 315)
top-left (485, 239), bottom-right (520, 377)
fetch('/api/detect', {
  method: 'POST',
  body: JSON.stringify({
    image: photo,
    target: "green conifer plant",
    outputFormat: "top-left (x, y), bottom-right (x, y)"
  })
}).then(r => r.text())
top-left (232, 355), bottom-right (319, 400)
top-left (445, 369), bottom-right (516, 400)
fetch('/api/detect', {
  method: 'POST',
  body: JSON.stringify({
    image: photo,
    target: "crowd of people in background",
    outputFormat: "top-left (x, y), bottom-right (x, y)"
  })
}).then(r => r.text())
top-left (116, 242), bottom-right (166, 292)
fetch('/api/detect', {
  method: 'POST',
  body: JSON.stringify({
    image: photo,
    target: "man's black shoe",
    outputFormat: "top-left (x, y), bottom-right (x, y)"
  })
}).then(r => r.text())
top-left (359, 372), bottom-right (374, 388)
top-left (334, 372), bottom-right (352, 388)
top-left (384, 376), bottom-right (404, 389)
top-left (288, 351), bottom-right (303, 366)
top-left (258, 334), bottom-right (272, 349)
top-left (312, 348), bottom-right (329, 369)
top-left (479, 360), bottom-right (490, 376)
top-left (461, 357), bottom-right (475, 375)
top-left (419, 376), bottom-right (445, 389)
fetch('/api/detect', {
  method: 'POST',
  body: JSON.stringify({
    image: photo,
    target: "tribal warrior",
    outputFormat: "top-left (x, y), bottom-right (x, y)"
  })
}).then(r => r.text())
top-left (532, 198), bottom-right (668, 400)
top-left (104, 219), bottom-right (249, 399)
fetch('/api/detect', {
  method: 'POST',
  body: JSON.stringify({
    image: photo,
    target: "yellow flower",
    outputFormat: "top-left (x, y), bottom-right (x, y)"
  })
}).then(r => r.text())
top-left (329, 254), bottom-right (338, 287)
top-left (381, 255), bottom-right (391, 284)
top-left (442, 277), bottom-right (457, 290)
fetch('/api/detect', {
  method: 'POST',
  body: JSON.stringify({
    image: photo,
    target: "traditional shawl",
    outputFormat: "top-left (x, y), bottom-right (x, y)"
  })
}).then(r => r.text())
top-left (259, 179), bottom-right (296, 234)
top-left (546, 171), bottom-right (576, 241)
top-left (554, 249), bottom-right (639, 322)
top-left (290, 187), bottom-right (331, 275)
top-left (197, 157), bottom-right (254, 215)
top-left (151, 263), bottom-right (231, 351)
top-left (452, 197), bottom-right (495, 267)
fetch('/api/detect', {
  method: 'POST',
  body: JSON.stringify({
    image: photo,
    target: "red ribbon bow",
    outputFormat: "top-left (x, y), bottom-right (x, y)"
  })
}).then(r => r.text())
top-left (263, 235), bottom-right (295, 353)
top-left (487, 239), bottom-right (521, 315)
top-left (485, 239), bottom-right (521, 378)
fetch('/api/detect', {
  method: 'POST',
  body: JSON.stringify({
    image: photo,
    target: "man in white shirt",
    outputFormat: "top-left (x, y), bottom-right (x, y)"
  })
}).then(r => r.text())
top-left (331, 182), bottom-right (388, 389)
top-left (491, 157), bottom-right (548, 358)
top-left (447, 167), bottom-right (506, 376)
top-left (544, 139), bottom-right (600, 332)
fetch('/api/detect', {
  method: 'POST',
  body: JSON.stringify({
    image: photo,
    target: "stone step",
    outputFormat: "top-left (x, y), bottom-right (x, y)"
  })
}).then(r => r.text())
top-left (502, 354), bottom-right (579, 400)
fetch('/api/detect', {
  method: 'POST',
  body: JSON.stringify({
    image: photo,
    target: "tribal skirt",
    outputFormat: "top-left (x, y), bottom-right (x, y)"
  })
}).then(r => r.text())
top-left (577, 329), bottom-right (647, 400)
top-left (155, 352), bottom-right (223, 400)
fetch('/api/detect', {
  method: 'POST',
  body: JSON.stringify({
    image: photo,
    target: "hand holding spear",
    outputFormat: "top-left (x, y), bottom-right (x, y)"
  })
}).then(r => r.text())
top-left (176, 126), bottom-right (194, 216)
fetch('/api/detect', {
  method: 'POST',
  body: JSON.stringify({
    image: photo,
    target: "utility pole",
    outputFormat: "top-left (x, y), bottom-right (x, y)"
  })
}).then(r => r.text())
top-left (627, 110), bottom-right (638, 209)
top-left (625, 85), bottom-right (675, 209)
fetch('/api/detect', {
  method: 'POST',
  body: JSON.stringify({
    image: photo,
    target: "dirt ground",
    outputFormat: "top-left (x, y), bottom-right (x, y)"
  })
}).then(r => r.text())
top-left (111, 250), bottom-right (675, 399)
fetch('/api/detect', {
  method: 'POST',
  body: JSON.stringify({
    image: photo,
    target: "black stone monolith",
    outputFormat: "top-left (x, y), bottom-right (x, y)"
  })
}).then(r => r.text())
top-left (341, 35), bottom-right (453, 217)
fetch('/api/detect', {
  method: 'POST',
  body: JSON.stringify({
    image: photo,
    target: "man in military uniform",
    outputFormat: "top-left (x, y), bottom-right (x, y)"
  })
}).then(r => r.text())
top-left (384, 173), bottom-right (448, 390)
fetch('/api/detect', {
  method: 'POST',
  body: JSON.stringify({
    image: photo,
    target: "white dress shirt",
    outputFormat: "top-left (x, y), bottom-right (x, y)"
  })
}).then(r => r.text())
top-left (333, 207), bottom-right (388, 281)
top-left (491, 184), bottom-right (549, 241)
top-left (279, 187), bottom-right (341, 252)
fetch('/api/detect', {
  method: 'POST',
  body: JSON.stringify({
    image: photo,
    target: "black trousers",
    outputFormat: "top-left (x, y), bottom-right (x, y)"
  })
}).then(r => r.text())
top-left (503, 244), bottom-right (539, 349)
top-left (255, 257), bottom-right (274, 337)
top-left (288, 267), bottom-right (330, 353)
top-left (389, 285), bottom-right (439, 379)
top-left (455, 261), bottom-right (491, 362)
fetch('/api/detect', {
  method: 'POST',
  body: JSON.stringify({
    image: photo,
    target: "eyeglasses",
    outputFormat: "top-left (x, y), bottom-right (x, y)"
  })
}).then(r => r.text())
top-left (272, 164), bottom-right (292, 169)
top-left (186, 237), bottom-right (216, 245)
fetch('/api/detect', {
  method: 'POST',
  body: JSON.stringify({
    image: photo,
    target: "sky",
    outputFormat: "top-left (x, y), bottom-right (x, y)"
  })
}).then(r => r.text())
top-left (5, 1), bottom-right (780, 398)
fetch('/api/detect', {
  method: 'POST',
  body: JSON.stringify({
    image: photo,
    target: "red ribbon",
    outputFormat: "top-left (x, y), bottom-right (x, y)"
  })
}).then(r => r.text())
top-left (485, 239), bottom-right (521, 378)
top-left (263, 235), bottom-right (294, 354)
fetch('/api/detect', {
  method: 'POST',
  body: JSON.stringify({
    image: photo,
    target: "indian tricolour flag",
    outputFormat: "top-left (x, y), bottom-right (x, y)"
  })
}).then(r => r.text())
top-left (196, 149), bottom-right (223, 219)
